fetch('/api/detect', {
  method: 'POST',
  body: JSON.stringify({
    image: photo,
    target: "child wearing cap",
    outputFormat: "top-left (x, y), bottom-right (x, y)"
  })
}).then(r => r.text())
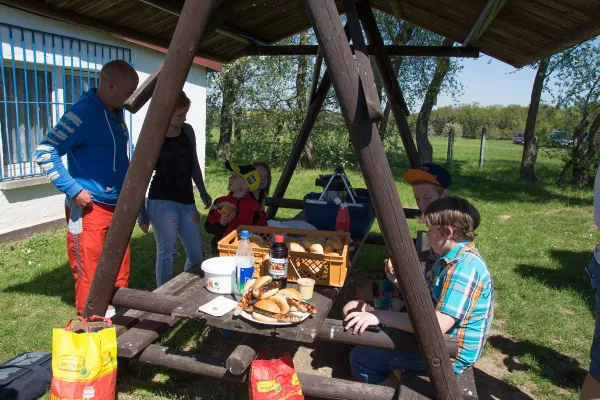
top-left (353, 163), bottom-right (453, 310)
top-left (344, 196), bottom-right (493, 385)
top-left (205, 161), bottom-right (267, 256)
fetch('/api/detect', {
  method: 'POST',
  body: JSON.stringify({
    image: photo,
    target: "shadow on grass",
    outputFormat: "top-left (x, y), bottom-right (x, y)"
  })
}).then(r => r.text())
top-left (487, 335), bottom-right (588, 391)
top-left (515, 249), bottom-right (594, 312)
top-left (2, 232), bottom-right (168, 307)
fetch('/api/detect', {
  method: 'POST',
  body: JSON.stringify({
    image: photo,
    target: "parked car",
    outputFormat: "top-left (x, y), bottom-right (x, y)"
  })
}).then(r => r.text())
top-left (513, 132), bottom-right (525, 144)
top-left (549, 130), bottom-right (572, 147)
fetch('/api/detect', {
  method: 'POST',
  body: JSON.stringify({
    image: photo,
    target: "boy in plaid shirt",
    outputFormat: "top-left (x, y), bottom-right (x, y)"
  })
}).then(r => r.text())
top-left (343, 196), bottom-right (494, 385)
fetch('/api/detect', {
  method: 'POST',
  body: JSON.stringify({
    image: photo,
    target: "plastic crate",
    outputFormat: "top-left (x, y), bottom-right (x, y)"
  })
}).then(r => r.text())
top-left (217, 225), bottom-right (350, 287)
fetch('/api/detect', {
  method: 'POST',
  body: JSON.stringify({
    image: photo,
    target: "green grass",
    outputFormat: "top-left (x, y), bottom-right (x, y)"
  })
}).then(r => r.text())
top-left (0, 137), bottom-right (597, 399)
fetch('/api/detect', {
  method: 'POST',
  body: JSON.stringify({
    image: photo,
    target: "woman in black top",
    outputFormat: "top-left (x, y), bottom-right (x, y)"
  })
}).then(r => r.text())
top-left (138, 91), bottom-right (211, 287)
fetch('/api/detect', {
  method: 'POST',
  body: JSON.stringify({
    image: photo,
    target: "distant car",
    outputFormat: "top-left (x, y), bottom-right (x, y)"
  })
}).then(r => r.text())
top-left (513, 132), bottom-right (525, 145)
top-left (549, 130), bottom-right (572, 147)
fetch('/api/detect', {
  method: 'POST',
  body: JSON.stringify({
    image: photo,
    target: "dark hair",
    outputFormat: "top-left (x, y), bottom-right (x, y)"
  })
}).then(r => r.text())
top-left (251, 160), bottom-right (272, 204)
top-left (421, 196), bottom-right (480, 242)
top-left (176, 91), bottom-right (191, 110)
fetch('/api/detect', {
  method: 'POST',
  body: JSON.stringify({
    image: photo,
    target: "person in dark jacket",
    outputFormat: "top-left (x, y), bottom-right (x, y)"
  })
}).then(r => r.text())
top-left (205, 161), bottom-right (267, 256)
top-left (138, 91), bottom-right (212, 287)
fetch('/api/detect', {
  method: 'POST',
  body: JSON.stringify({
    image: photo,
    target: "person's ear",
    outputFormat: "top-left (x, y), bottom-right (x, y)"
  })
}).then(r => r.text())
top-left (444, 226), bottom-right (454, 240)
top-left (441, 188), bottom-right (449, 198)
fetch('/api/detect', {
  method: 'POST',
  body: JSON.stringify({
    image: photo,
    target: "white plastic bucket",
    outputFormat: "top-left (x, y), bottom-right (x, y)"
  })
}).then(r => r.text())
top-left (202, 256), bottom-right (236, 294)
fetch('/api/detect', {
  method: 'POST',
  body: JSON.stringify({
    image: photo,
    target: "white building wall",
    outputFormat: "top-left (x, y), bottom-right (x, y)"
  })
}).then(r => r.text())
top-left (0, 5), bottom-right (208, 236)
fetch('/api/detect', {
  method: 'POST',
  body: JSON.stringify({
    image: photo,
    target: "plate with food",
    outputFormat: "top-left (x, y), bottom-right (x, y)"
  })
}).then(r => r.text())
top-left (233, 276), bottom-right (317, 326)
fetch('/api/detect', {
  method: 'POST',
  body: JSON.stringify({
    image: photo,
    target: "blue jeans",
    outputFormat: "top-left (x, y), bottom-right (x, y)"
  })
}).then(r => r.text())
top-left (148, 199), bottom-right (204, 287)
top-left (586, 245), bottom-right (600, 382)
top-left (350, 345), bottom-right (427, 384)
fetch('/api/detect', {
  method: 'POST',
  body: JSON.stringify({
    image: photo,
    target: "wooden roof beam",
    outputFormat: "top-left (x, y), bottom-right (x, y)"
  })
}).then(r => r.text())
top-left (138, 0), bottom-right (268, 46)
top-left (0, 0), bottom-right (224, 62)
top-left (243, 45), bottom-right (479, 57)
top-left (514, 17), bottom-right (600, 68)
top-left (463, 0), bottom-right (508, 46)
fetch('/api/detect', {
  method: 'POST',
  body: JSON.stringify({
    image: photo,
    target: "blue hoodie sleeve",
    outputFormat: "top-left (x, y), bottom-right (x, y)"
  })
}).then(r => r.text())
top-left (34, 110), bottom-right (85, 198)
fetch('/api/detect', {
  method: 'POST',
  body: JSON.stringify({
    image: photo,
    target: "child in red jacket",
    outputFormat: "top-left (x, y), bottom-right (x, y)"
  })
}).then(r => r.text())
top-left (206, 161), bottom-right (267, 255)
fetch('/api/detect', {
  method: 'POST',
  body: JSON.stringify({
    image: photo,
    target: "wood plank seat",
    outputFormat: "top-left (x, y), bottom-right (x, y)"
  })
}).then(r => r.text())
top-left (111, 266), bottom-right (203, 358)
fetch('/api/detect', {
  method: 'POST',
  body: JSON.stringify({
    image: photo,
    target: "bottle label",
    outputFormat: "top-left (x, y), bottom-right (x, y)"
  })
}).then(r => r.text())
top-left (268, 257), bottom-right (287, 279)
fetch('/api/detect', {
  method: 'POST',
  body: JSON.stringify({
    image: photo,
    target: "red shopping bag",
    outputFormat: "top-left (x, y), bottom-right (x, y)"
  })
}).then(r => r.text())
top-left (249, 352), bottom-right (303, 400)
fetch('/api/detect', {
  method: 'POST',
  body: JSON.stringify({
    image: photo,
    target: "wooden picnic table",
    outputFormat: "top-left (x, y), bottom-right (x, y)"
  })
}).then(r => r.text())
top-left (110, 215), bottom-right (477, 399)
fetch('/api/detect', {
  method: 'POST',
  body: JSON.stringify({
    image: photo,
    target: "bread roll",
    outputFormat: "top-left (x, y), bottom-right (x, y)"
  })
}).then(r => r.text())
top-left (252, 299), bottom-right (280, 323)
top-left (302, 238), bottom-right (320, 250)
top-left (270, 295), bottom-right (290, 314)
top-left (249, 234), bottom-right (265, 247)
top-left (217, 202), bottom-right (237, 219)
top-left (326, 236), bottom-right (344, 251)
top-left (278, 288), bottom-right (302, 301)
top-left (252, 276), bottom-right (272, 298)
top-left (323, 243), bottom-right (335, 254)
top-left (309, 243), bottom-right (324, 254)
top-left (242, 278), bottom-right (256, 296)
top-left (278, 288), bottom-right (302, 311)
top-left (289, 242), bottom-right (306, 253)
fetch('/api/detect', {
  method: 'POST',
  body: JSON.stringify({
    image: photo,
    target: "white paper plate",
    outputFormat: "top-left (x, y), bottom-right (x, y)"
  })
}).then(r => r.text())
top-left (239, 310), bottom-right (310, 326)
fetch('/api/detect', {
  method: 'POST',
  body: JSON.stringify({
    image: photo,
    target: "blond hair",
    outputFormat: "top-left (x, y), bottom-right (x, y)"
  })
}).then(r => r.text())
top-left (421, 196), bottom-right (480, 242)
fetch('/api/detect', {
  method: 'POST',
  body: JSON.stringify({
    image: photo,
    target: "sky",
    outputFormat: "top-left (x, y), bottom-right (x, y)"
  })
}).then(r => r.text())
top-left (434, 55), bottom-right (550, 109)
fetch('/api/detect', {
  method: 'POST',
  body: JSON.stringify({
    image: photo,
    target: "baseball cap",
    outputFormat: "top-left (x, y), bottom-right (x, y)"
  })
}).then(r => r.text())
top-left (402, 163), bottom-right (451, 189)
top-left (225, 161), bottom-right (260, 192)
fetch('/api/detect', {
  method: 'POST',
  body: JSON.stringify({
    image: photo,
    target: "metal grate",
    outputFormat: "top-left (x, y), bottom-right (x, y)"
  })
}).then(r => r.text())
top-left (0, 22), bottom-right (133, 180)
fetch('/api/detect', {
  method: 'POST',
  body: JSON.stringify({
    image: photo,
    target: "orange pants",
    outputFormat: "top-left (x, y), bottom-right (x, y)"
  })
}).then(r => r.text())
top-left (66, 202), bottom-right (130, 314)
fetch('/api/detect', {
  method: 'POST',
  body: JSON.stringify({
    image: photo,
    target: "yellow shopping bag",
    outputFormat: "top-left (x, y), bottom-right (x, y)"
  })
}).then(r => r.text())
top-left (50, 316), bottom-right (117, 400)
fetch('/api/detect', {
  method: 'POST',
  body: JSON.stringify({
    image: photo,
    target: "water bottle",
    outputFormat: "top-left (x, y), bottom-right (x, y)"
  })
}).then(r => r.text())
top-left (234, 230), bottom-right (255, 300)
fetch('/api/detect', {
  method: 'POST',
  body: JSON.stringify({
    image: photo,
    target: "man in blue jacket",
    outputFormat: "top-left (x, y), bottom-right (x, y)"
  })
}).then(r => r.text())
top-left (35, 60), bottom-right (139, 315)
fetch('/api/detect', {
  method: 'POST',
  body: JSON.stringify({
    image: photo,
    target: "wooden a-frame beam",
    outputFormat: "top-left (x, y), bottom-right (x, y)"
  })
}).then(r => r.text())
top-left (243, 45), bottom-right (480, 57)
top-left (303, 0), bottom-right (462, 397)
top-left (0, 0), bottom-right (225, 63)
top-left (138, 0), bottom-right (268, 46)
top-left (84, 0), bottom-right (216, 317)
top-left (463, 0), bottom-right (508, 46)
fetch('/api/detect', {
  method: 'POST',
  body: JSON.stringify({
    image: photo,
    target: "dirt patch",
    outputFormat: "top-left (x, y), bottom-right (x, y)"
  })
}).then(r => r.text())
top-left (475, 350), bottom-right (537, 399)
top-left (499, 215), bottom-right (512, 222)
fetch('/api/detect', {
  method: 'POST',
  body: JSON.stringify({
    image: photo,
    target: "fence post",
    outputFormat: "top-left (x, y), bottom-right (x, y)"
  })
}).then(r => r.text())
top-left (479, 126), bottom-right (486, 168)
top-left (446, 126), bottom-right (454, 169)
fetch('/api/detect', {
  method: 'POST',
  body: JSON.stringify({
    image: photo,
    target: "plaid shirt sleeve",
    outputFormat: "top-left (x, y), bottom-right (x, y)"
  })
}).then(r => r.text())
top-left (435, 260), bottom-right (484, 321)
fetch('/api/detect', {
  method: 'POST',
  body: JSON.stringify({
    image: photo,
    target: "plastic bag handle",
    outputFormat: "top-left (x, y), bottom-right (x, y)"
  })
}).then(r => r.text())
top-left (65, 316), bottom-right (90, 332)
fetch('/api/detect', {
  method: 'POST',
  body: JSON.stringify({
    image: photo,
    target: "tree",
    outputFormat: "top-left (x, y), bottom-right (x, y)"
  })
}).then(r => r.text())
top-left (415, 37), bottom-right (454, 163)
top-left (213, 60), bottom-right (247, 160)
top-left (520, 57), bottom-right (549, 181)
top-left (295, 31), bottom-right (317, 168)
top-left (555, 41), bottom-right (600, 184)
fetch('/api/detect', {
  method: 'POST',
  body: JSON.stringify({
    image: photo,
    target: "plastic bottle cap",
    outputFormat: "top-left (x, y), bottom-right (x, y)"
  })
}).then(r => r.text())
top-left (274, 235), bottom-right (284, 243)
top-left (240, 230), bottom-right (251, 239)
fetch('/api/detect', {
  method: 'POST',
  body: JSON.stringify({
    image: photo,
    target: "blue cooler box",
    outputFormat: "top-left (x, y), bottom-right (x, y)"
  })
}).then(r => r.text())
top-left (303, 192), bottom-right (374, 239)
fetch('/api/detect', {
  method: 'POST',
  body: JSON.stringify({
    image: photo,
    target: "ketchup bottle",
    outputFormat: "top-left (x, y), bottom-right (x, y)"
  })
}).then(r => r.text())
top-left (335, 203), bottom-right (350, 232)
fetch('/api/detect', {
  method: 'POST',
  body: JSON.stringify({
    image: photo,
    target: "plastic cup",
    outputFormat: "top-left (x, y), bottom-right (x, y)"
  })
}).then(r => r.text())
top-left (297, 278), bottom-right (316, 301)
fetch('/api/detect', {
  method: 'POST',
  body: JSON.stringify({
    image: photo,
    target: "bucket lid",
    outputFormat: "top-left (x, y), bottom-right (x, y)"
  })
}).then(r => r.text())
top-left (201, 256), bottom-right (236, 274)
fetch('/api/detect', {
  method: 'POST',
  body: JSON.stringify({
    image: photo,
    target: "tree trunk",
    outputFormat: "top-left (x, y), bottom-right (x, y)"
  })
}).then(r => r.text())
top-left (378, 23), bottom-right (414, 141)
top-left (520, 57), bottom-right (549, 181)
top-left (217, 62), bottom-right (245, 160)
top-left (296, 32), bottom-right (317, 168)
top-left (217, 90), bottom-right (234, 160)
top-left (415, 38), bottom-right (453, 164)
top-left (587, 112), bottom-right (600, 158)
top-left (233, 108), bottom-right (243, 142)
top-left (572, 119), bottom-right (589, 184)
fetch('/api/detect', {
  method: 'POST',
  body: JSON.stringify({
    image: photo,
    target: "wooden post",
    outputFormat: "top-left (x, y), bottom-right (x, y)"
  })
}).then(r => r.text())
top-left (356, 0), bottom-right (421, 168)
top-left (343, 0), bottom-right (382, 121)
top-left (303, 0), bottom-right (462, 398)
top-left (447, 126), bottom-right (454, 169)
top-left (479, 126), bottom-right (486, 167)
top-left (266, 64), bottom-right (331, 220)
top-left (84, 0), bottom-right (216, 317)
